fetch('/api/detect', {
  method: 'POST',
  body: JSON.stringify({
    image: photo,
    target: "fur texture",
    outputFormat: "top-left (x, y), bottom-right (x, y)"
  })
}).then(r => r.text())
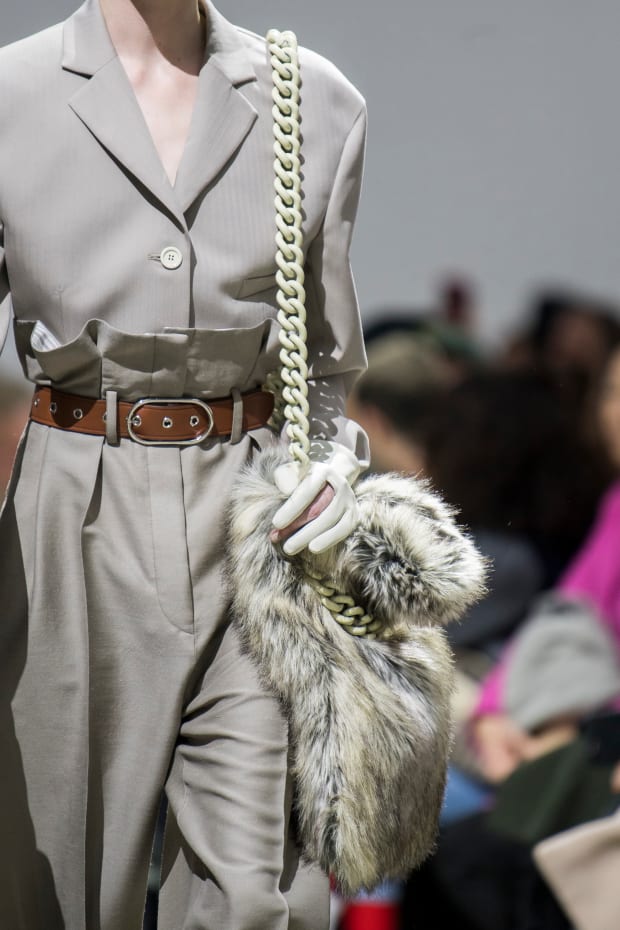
top-left (227, 447), bottom-right (487, 894)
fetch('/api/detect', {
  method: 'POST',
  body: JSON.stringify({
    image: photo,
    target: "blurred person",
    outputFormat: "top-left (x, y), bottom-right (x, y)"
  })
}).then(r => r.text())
top-left (401, 346), bottom-right (620, 930)
top-left (363, 310), bottom-right (484, 383)
top-left (501, 288), bottom-right (620, 419)
top-left (355, 361), bottom-right (608, 808)
top-left (599, 338), bottom-right (620, 468)
top-left (425, 369), bottom-right (608, 611)
top-left (473, 344), bottom-right (620, 782)
top-left (347, 330), bottom-right (453, 475)
top-left (406, 603), bottom-right (620, 930)
top-left (437, 273), bottom-right (477, 333)
top-left (402, 366), bottom-right (611, 884)
top-left (0, 375), bottom-right (30, 500)
top-left (417, 371), bottom-right (603, 822)
top-left (348, 311), bottom-right (485, 480)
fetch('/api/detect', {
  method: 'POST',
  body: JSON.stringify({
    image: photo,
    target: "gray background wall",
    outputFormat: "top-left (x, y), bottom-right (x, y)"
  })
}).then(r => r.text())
top-left (3, 0), bottom-right (620, 376)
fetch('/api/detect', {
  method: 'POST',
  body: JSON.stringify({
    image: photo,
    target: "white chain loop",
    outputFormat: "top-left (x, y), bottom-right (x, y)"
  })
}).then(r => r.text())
top-left (303, 569), bottom-right (383, 639)
top-left (268, 30), bottom-right (382, 637)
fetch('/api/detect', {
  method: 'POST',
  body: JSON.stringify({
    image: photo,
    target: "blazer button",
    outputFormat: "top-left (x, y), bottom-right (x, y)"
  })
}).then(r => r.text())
top-left (160, 247), bottom-right (183, 270)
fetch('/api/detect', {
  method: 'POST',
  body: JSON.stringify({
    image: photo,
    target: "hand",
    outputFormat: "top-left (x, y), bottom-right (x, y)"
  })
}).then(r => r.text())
top-left (270, 442), bottom-right (361, 556)
top-left (472, 713), bottom-right (530, 784)
top-left (521, 722), bottom-right (578, 763)
top-left (270, 483), bottom-right (336, 549)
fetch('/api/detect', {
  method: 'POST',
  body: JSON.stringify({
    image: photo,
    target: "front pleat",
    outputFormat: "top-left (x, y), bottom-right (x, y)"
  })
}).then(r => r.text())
top-left (146, 445), bottom-right (194, 634)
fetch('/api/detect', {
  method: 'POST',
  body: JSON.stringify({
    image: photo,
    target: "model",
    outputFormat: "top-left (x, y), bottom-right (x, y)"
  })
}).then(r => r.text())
top-left (0, 0), bottom-right (369, 927)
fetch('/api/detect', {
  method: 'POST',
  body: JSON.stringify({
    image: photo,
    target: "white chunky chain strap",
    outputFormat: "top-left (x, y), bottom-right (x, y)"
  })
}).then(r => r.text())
top-left (267, 30), bottom-right (381, 638)
top-left (266, 29), bottom-right (310, 471)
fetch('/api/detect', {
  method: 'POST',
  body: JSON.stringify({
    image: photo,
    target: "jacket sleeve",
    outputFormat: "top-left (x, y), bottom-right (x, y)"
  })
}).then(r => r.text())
top-left (302, 104), bottom-right (370, 466)
top-left (0, 223), bottom-right (11, 356)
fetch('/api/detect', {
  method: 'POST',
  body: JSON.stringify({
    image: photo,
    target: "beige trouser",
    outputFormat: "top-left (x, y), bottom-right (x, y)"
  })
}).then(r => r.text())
top-left (0, 416), bottom-right (328, 930)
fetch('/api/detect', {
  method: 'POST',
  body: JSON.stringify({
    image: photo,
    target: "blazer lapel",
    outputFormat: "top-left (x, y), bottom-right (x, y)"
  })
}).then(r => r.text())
top-left (62, 0), bottom-right (185, 226)
top-left (173, 0), bottom-right (258, 214)
top-left (62, 0), bottom-right (259, 223)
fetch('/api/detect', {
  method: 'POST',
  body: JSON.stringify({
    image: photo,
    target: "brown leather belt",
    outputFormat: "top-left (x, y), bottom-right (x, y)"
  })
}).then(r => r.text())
top-left (30, 385), bottom-right (274, 445)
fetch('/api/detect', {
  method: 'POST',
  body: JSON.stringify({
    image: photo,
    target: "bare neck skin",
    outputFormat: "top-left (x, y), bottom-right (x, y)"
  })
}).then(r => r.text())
top-left (99, 0), bottom-right (207, 184)
top-left (100, 0), bottom-right (206, 74)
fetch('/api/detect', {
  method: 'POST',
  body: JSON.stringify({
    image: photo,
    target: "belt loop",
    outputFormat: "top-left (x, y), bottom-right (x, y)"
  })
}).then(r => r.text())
top-left (105, 390), bottom-right (119, 445)
top-left (230, 388), bottom-right (244, 445)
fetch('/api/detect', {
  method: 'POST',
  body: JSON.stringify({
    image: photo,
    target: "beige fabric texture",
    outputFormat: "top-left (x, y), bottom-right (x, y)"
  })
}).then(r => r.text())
top-left (534, 809), bottom-right (620, 930)
top-left (0, 1), bottom-right (369, 927)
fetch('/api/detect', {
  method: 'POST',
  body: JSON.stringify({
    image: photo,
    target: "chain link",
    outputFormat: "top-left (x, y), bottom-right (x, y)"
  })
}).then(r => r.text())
top-left (267, 30), bottom-right (382, 637)
top-left (267, 29), bottom-right (310, 470)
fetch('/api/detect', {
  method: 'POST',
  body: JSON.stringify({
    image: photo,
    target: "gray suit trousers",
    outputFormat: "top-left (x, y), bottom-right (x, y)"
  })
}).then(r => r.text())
top-left (0, 400), bottom-right (328, 929)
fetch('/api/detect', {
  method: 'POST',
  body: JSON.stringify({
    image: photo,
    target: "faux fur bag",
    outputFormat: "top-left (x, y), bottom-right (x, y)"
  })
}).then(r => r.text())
top-left (228, 445), bottom-right (486, 893)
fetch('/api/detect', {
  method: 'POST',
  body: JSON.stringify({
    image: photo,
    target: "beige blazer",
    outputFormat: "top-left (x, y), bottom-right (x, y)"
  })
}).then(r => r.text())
top-left (0, 0), bottom-right (368, 454)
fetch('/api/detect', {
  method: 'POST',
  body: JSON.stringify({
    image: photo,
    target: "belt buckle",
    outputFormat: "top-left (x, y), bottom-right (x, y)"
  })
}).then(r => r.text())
top-left (126, 397), bottom-right (215, 447)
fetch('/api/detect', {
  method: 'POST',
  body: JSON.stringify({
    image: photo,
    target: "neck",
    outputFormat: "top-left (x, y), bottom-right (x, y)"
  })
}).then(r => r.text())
top-left (99, 0), bottom-right (206, 74)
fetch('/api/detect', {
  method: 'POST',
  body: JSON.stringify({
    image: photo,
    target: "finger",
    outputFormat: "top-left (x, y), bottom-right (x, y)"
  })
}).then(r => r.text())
top-left (308, 506), bottom-right (358, 553)
top-left (481, 746), bottom-right (521, 784)
top-left (271, 485), bottom-right (335, 543)
top-left (282, 494), bottom-right (348, 556)
top-left (272, 469), bottom-right (329, 530)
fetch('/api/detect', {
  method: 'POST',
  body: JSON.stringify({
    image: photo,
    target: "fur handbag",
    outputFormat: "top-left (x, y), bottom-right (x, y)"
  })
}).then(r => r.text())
top-left (229, 449), bottom-right (485, 893)
top-left (227, 31), bottom-right (486, 894)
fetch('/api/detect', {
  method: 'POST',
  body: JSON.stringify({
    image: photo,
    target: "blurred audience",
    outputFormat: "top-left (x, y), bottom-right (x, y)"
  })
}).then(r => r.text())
top-left (401, 341), bottom-right (620, 930)
top-left (501, 288), bottom-right (620, 428)
top-left (473, 343), bottom-right (620, 781)
top-left (417, 368), bottom-right (609, 816)
top-left (347, 325), bottom-right (455, 475)
top-left (424, 369), bottom-right (610, 594)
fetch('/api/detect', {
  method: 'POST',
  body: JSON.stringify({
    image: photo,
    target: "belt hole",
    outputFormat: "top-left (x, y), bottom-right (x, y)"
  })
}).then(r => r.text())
top-left (50, 402), bottom-right (58, 414)
top-left (162, 416), bottom-right (173, 429)
top-left (33, 397), bottom-right (40, 407)
top-left (132, 415), bottom-right (142, 428)
top-left (73, 408), bottom-right (84, 420)
top-left (189, 415), bottom-right (200, 428)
